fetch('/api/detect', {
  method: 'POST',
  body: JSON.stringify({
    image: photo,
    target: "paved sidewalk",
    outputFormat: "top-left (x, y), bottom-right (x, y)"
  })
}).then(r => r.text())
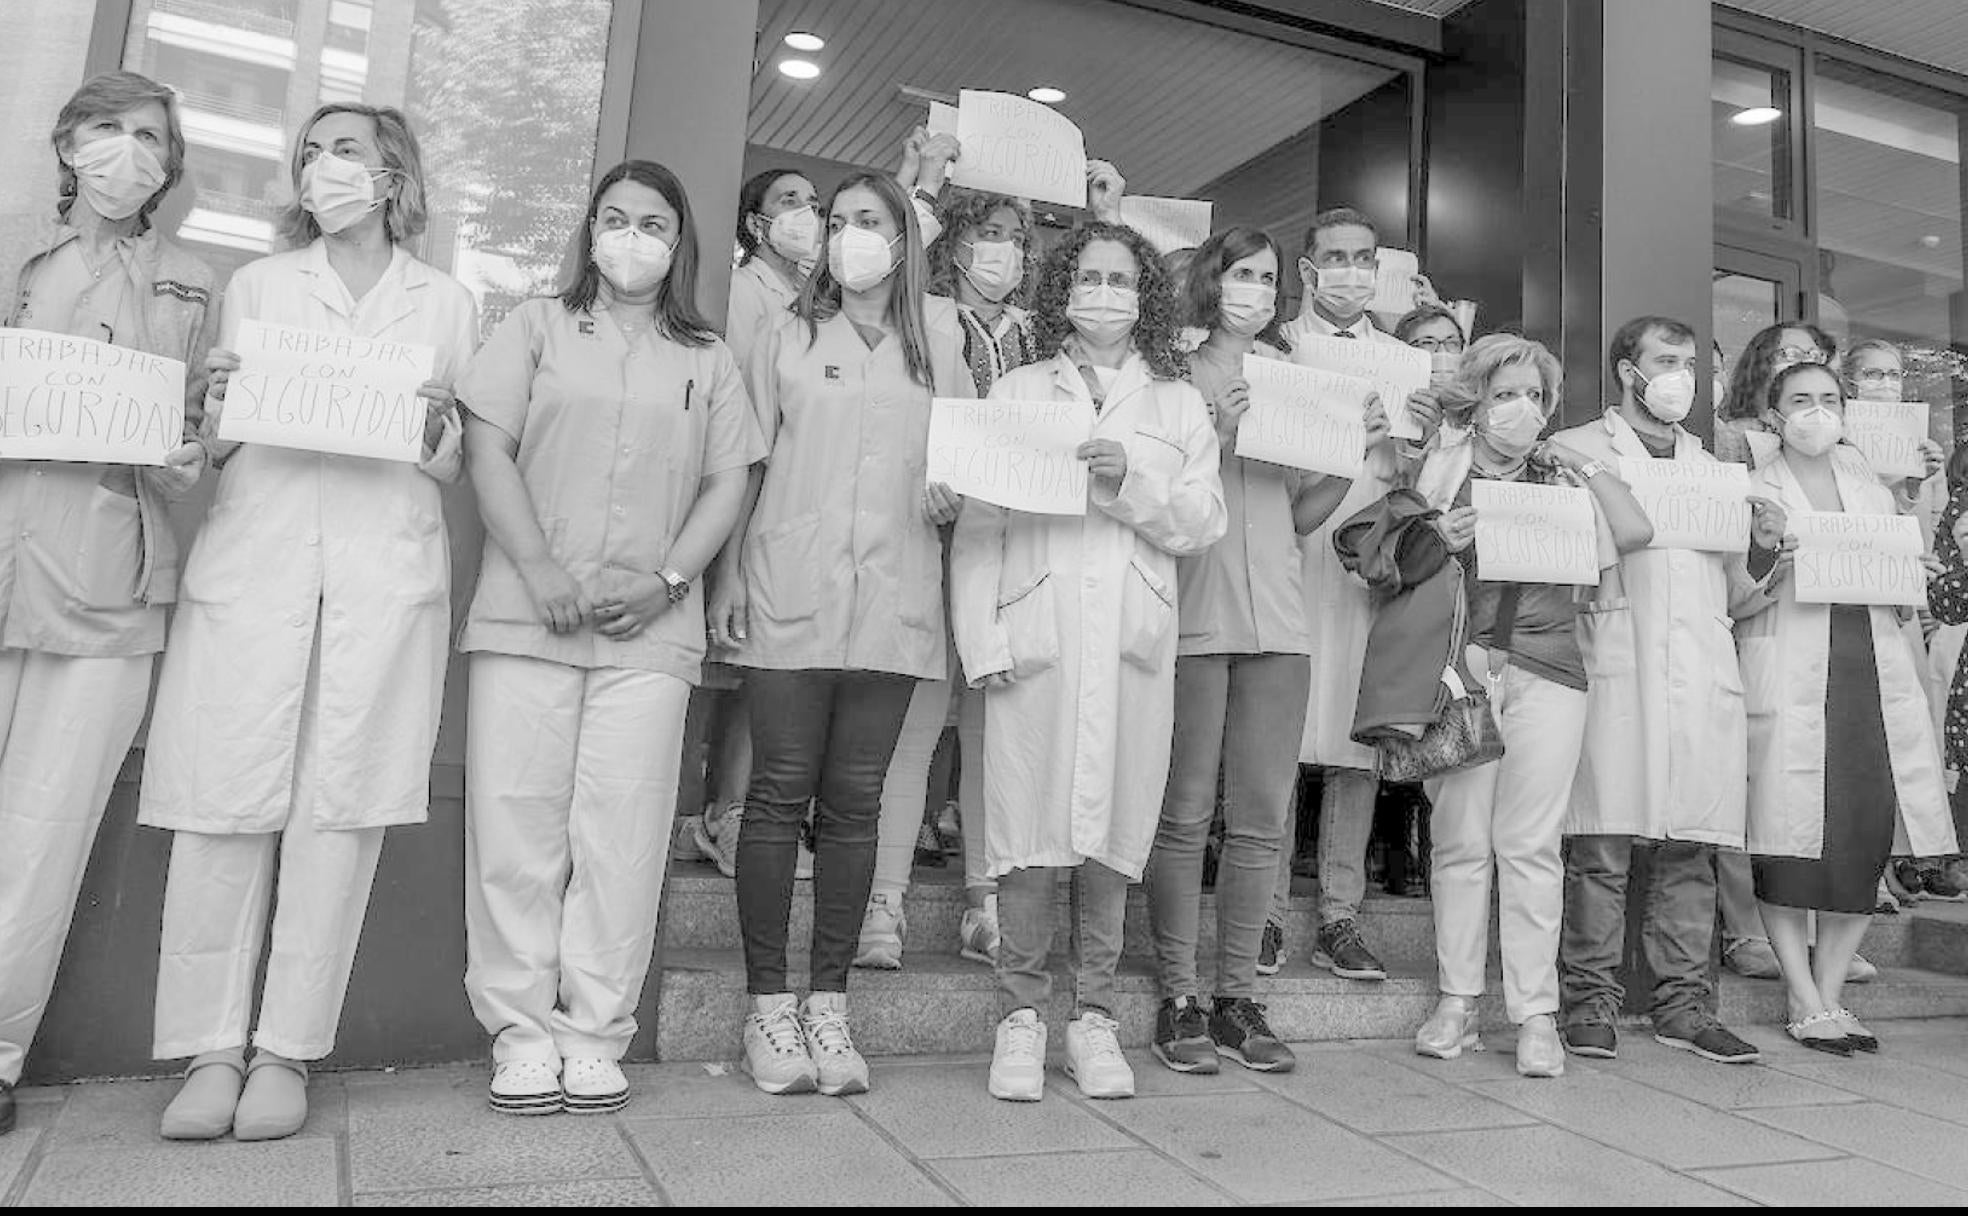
top-left (7, 1018), bottom-right (1968, 1206)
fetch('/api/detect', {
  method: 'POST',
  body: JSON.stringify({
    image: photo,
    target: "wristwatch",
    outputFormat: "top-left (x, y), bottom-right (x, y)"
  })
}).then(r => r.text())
top-left (657, 567), bottom-right (691, 605)
top-left (1576, 459), bottom-right (1609, 481)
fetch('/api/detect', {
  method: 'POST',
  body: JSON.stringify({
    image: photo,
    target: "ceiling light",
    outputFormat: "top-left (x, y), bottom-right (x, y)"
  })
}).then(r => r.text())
top-left (783, 31), bottom-right (825, 52)
top-left (1027, 86), bottom-right (1066, 104)
top-left (1730, 106), bottom-right (1782, 126)
top-left (778, 58), bottom-right (821, 80)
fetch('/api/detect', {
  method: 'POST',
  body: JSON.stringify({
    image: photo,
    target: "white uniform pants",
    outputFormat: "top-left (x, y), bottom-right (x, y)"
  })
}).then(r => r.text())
top-left (872, 677), bottom-right (953, 896)
top-left (1426, 660), bottom-right (1586, 1024)
top-left (0, 649), bottom-right (151, 1085)
top-left (153, 814), bottom-right (385, 1061)
top-left (464, 654), bottom-right (688, 1065)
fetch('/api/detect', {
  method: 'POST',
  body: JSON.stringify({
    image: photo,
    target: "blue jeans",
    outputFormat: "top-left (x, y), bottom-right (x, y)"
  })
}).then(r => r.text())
top-left (996, 861), bottom-right (1129, 1020)
top-left (1559, 835), bottom-right (1718, 1033)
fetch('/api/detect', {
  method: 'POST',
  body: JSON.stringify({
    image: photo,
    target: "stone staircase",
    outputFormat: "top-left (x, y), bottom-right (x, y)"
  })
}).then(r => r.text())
top-left (652, 861), bottom-right (1968, 1060)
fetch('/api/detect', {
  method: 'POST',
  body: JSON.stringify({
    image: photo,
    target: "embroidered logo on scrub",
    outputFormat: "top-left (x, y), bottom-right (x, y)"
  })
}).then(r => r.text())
top-left (825, 365), bottom-right (840, 380)
top-left (151, 280), bottom-right (210, 305)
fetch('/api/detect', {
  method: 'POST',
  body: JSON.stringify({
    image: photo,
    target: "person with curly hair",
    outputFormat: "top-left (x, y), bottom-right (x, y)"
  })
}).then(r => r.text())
top-left (1714, 321), bottom-right (1836, 469)
top-left (951, 222), bottom-right (1227, 1103)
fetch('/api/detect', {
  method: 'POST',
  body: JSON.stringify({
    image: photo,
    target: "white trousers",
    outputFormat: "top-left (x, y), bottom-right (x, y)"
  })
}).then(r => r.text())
top-left (0, 649), bottom-right (151, 1085)
top-left (1426, 660), bottom-right (1586, 1024)
top-left (872, 677), bottom-right (953, 896)
top-left (153, 814), bottom-right (385, 1061)
top-left (464, 654), bottom-right (688, 1065)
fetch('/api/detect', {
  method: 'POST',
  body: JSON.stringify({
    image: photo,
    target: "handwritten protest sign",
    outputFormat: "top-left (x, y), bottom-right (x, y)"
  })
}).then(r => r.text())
top-left (928, 397), bottom-right (1094, 515)
top-left (1118, 196), bottom-right (1213, 255)
top-left (221, 320), bottom-right (435, 462)
top-left (1844, 400), bottom-right (1929, 481)
top-left (1287, 333), bottom-right (1431, 442)
top-left (1369, 248), bottom-right (1420, 319)
top-left (952, 90), bottom-right (1088, 209)
top-left (1235, 354), bottom-right (1372, 478)
top-left (0, 328), bottom-right (184, 465)
top-left (1791, 510), bottom-right (1927, 607)
top-left (1618, 457), bottom-right (1753, 553)
top-left (1472, 479), bottom-right (1600, 586)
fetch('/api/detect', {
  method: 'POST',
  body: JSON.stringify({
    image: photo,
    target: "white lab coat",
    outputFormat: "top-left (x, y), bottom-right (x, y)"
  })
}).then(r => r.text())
top-left (141, 242), bottom-right (479, 833)
top-left (1736, 445), bottom-right (1956, 859)
top-left (1556, 412), bottom-right (1748, 846)
top-left (951, 352), bottom-right (1227, 880)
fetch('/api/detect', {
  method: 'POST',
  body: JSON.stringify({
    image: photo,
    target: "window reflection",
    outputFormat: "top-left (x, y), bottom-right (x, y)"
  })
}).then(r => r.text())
top-left (1712, 54), bottom-right (1791, 221)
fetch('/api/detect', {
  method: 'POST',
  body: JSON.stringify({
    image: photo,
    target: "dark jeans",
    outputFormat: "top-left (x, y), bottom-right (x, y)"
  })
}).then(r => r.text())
top-left (1559, 835), bottom-right (1717, 1033)
top-left (736, 669), bottom-right (916, 995)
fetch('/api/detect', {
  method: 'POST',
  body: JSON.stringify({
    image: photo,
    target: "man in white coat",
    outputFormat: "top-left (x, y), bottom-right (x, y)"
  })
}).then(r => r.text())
top-left (1550, 316), bottom-right (1778, 1065)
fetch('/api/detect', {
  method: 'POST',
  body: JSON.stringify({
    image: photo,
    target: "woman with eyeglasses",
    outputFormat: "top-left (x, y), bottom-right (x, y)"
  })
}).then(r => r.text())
top-left (951, 222), bottom-right (1227, 1103)
top-left (1715, 323), bottom-right (1837, 469)
top-left (142, 103), bottom-right (477, 1142)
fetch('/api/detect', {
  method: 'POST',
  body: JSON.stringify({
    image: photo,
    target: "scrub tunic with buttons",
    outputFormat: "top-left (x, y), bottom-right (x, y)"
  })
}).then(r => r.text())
top-left (732, 304), bottom-right (974, 682)
top-left (456, 298), bottom-right (767, 676)
top-left (725, 256), bottom-right (800, 373)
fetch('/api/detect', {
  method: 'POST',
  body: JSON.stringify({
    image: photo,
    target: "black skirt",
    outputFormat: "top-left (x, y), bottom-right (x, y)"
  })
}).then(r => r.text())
top-left (1754, 606), bottom-right (1897, 915)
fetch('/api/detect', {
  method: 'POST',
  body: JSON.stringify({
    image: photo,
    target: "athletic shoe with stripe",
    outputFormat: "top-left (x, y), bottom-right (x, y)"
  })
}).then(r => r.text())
top-left (488, 1060), bottom-right (563, 1116)
top-left (561, 1057), bottom-right (630, 1114)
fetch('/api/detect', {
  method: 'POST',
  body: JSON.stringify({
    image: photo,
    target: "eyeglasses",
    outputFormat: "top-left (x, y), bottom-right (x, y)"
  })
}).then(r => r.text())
top-left (1853, 367), bottom-right (1904, 384)
top-left (1072, 269), bottom-right (1138, 290)
top-left (1410, 337), bottom-right (1463, 353)
top-left (1774, 346), bottom-right (1826, 366)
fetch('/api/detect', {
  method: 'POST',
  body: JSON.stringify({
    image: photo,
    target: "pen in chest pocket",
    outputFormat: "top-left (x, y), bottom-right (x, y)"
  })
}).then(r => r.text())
top-left (685, 378), bottom-right (694, 411)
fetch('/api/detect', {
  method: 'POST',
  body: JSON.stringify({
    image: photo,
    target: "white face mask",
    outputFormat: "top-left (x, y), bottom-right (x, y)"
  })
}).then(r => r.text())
top-left (593, 227), bottom-right (674, 295)
top-left (70, 133), bottom-right (167, 221)
top-left (1854, 372), bottom-right (1905, 403)
top-left (1481, 393), bottom-right (1545, 459)
top-left (1313, 264), bottom-right (1376, 316)
top-left (765, 205), bottom-right (819, 264)
top-left (1218, 281), bottom-right (1276, 337)
top-left (1782, 403), bottom-right (1844, 457)
top-left (1067, 284), bottom-right (1139, 347)
top-left (1630, 364), bottom-right (1696, 424)
top-left (961, 238), bottom-right (1024, 303)
top-left (300, 153), bottom-right (387, 234)
top-left (829, 225), bottom-right (899, 293)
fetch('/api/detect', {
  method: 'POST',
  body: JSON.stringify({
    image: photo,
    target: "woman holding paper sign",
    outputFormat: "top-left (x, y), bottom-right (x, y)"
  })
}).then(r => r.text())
top-left (140, 103), bottom-right (477, 1143)
top-left (716, 171), bottom-right (971, 1098)
top-left (1143, 227), bottom-right (1370, 1077)
top-left (1405, 334), bottom-right (1652, 1080)
top-left (1735, 361), bottom-right (1956, 1055)
top-left (456, 159), bottom-right (762, 1117)
top-left (951, 221), bottom-right (1226, 1103)
top-left (0, 70), bottom-right (216, 1141)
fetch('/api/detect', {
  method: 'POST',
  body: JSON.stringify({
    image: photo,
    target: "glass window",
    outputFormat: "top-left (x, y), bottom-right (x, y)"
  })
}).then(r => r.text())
top-left (744, 0), bottom-right (1410, 321)
top-left (1813, 57), bottom-right (1967, 443)
top-left (0, 3), bottom-right (97, 263)
top-left (1712, 54), bottom-right (1793, 222)
top-left (123, 0), bottom-right (614, 337)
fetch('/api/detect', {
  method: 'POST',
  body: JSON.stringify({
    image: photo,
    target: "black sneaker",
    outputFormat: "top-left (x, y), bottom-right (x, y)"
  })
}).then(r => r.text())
top-left (1562, 1021), bottom-right (1618, 1059)
top-left (1151, 996), bottom-right (1220, 1074)
top-left (1256, 923), bottom-right (1285, 976)
top-left (1211, 998), bottom-right (1296, 1072)
top-left (913, 821), bottom-right (947, 867)
top-left (1656, 1020), bottom-right (1761, 1064)
top-left (1313, 919), bottom-right (1387, 982)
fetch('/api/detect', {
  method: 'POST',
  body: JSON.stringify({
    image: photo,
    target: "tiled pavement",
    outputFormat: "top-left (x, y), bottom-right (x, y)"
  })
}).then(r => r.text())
top-left (8, 1018), bottom-right (1968, 1206)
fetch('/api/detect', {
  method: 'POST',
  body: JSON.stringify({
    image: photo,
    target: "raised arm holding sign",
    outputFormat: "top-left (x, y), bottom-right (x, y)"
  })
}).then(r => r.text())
top-left (927, 396), bottom-right (1094, 515)
top-left (1235, 354), bottom-right (1372, 478)
top-left (951, 90), bottom-right (1088, 209)
top-left (1471, 478), bottom-right (1600, 586)
top-left (1618, 457), bottom-right (1753, 552)
top-left (0, 328), bottom-right (185, 465)
top-left (1790, 510), bottom-right (1928, 607)
top-left (1287, 332), bottom-right (1430, 442)
top-left (219, 319), bottom-right (437, 463)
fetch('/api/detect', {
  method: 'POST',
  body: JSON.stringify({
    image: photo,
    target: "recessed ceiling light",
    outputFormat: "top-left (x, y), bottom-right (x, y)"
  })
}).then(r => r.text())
top-left (1730, 106), bottom-right (1783, 126)
top-left (1027, 86), bottom-right (1066, 104)
top-left (783, 31), bottom-right (825, 52)
top-left (778, 58), bottom-right (821, 80)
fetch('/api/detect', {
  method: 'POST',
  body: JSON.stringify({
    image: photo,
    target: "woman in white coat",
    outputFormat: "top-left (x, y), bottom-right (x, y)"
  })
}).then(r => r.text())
top-left (952, 222), bottom-right (1227, 1104)
top-left (1735, 361), bottom-right (1957, 1055)
top-left (141, 104), bottom-right (477, 1142)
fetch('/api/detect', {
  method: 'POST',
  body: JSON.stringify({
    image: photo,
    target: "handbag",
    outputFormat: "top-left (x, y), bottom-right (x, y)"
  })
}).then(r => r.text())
top-left (1374, 580), bottom-right (1516, 783)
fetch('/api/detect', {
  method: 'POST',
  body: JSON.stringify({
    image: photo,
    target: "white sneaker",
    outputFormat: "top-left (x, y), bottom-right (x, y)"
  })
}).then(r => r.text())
top-left (989, 1008), bottom-right (1047, 1102)
top-left (673, 810), bottom-right (709, 863)
top-left (1414, 995), bottom-right (1483, 1060)
top-left (959, 897), bottom-right (1000, 966)
top-left (854, 892), bottom-right (906, 969)
top-left (742, 994), bottom-right (817, 1095)
top-left (800, 992), bottom-right (870, 1096)
top-left (693, 802), bottom-right (743, 878)
top-left (488, 1060), bottom-right (563, 1116)
top-left (561, 1057), bottom-right (629, 1114)
top-left (1064, 1010), bottom-right (1134, 1099)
